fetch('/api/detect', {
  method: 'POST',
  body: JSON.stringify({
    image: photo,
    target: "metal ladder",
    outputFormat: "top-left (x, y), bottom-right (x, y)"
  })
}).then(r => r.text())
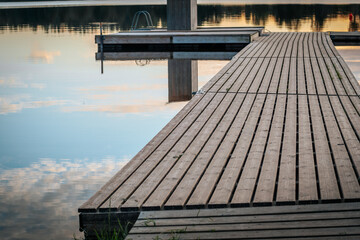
top-left (130, 11), bottom-right (154, 30)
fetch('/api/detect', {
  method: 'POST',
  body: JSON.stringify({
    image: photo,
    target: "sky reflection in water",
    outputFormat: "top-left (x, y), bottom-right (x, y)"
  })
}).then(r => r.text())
top-left (0, 3), bottom-right (359, 240)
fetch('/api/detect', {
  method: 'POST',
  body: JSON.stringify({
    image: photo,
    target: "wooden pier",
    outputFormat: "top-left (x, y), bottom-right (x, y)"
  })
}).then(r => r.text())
top-left (95, 28), bottom-right (263, 52)
top-left (79, 32), bottom-right (360, 239)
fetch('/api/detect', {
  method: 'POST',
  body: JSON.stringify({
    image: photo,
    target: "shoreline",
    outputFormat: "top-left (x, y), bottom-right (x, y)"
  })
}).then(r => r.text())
top-left (1, 0), bottom-right (360, 10)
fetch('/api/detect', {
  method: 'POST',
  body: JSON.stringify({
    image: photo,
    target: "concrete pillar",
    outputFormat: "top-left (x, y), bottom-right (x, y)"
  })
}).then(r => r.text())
top-left (167, 0), bottom-right (197, 30)
top-left (168, 59), bottom-right (198, 102)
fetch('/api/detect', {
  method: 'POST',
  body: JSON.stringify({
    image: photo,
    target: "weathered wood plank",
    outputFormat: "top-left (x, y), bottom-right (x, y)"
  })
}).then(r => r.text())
top-left (298, 57), bottom-right (307, 95)
top-left (121, 93), bottom-right (240, 210)
top-left (318, 57), bottom-right (337, 95)
top-left (304, 57), bottom-right (317, 95)
top-left (276, 95), bottom-right (297, 204)
top-left (334, 57), bottom-right (360, 96)
top-left (218, 58), bottom-right (254, 93)
top-left (264, 32), bottom-right (287, 58)
top-left (288, 57), bottom-right (297, 94)
top-left (166, 94), bottom-right (257, 209)
top-left (210, 95), bottom-right (266, 206)
top-left (331, 96), bottom-right (360, 179)
top-left (284, 32), bottom-right (297, 58)
top-left (131, 218), bottom-right (359, 234)
top-left (139, 202), bottom-right (360, 219)
top-left (308, 95), bottom-right (341, 201)
top-left (325, 57), bottom-right (347, 95)
top-left (303, 32), bottom-right (310, 58)
top-left (253, 95), bottom-right (286, 205)
top-left (230, 58), bottom-right (264, 92)
top-left (231, 95), bottom-right (276, 206)
top-left (142, 93), bottom-right (245, 210)
top-left (100, 93), bottom-right (225, 210)
top-left (318, 96), bottom-right (360, 200)
top-left (340, 96), bottom-right (360, 138)
top-left (298, 95), bottom-right (318, 202)
top-left (310, 57), bottom-right (327, 95)
top-left (278, 57), bottom-right (290, 94)
top-left (248, 57), bottom-right (271, 93)
top-left (267, 57), bottom-right (283, 94)
top-left (204, 57), bottom-right (246, 93)
top-left (135, 210), bottom-right (360, 227)
top-left (127, 226), bottom-right (360, 240)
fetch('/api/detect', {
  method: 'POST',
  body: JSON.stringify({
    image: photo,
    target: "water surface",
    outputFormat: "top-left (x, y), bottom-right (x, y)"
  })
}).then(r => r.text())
top-left (0, 3), bottom-right (359, 239)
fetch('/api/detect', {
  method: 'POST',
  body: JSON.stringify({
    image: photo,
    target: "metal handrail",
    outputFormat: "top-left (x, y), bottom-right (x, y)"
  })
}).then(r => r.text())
top-left (130, 11), bottom-right (154, 30)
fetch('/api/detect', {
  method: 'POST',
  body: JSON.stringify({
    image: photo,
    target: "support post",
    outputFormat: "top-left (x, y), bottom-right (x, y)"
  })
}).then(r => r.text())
top-left (168, 59), bottom-right (198, 102)
top-left (167, 0), bottom-right (197, 30)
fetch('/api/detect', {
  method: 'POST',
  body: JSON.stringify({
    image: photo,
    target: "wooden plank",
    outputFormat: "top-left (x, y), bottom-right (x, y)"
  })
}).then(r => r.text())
top-left (78, 93), bottom-right (205, 212)
top-left (285, 32), bottom-right (298, 58)
top-left (288, 57), bottom-right (297, 94)
top-left (308, 95), bottom-right (341, 201)
top-left (203, 57), bottom-right (245, 92)
top-left (258, 57), bottom-right (278, 94)
top-left (318, 57), bottom-right (337, 95)
top-left (278, 57), bottom-right (290, 94)
top-left (232, 33), bottom-right (270, 59)
top-left (127, 227), bottom-right (360, 240)
top-left (317, 32), bottom-right (328, 58)
top-left (297, 32), bottom-right (305, 58)
top-left (291, 32), bottom-right (301, 58)
top-left (298, 57), bottom-right (307, 95)
top-left (229, 58), bottom-right (263, 92)
top-left (121, 93), bottom-right (240, 210)
top-left (274, 32), bottom-right (292, 58)
top-left (319, 96), bottom-right (360, 200)
top-left (303, 32), bottom-right (310, 58)
top-left (255, 33), bottom-right (282, 58)
top-left (139, 202), bottom-right (360, 220)
top-left (135, 210), bottom-right (360, 227)
top-left (298, 95), bottom-right (318, 202)
top-left (325, 33), bottom-right (341, 57)
top-left (166, 94), bottom-right (257, 209)
top-left (331, 58), bottom-right (356, 95)
top-left (308, 32), bottom-right (316, 58)
top-left (321, 32), bottom-right (335, 58)
top-left (341, 96), bottom-right (360, 138)
top-left (130, 219), bottom-right (359, 234)
top-left (276, 95), bottom-right (297, 204)
top-left (264, 32), bottom-right (287, 58)
top-left (99, 93), bottom-right (225, 210)
top-left (209, 94), bottom-right (266, 206)
top-left (142, 93), bottom-right (245, 210)
top-left (304, 57), bottom-right (317, 95)
top-left (334, 57), bottom-right (360, 96)
top-left (231, 95), bottom-right (276, 206)
top-left (248, 57), bottom-right (271, 93)
top-left (267, 57), bottom-right (283, 94)
top-left (253, 95), bottom-right (286, 205)
top-left (217, 57), bottom-right (252, 93)
top-left (310, 57), bottom-right (327, 95)
top-left (329, 96), bottom-right (360, 182)
top-left (247, 33), bottom-right (279, 58)
top-left (312, 32), bottom-right (323, 58)
top-left (325, 58), bottom-right (347, 95)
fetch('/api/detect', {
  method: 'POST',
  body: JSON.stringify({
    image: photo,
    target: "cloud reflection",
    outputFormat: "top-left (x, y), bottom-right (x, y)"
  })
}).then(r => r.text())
top-left (0, 96), bottom-right (70, 115)
top-left (0, 78), bottom-right (46, 89)
top-left (0, 157), bottom-right (129, 240)
top-left (29, 49), bottom-right (61, 64)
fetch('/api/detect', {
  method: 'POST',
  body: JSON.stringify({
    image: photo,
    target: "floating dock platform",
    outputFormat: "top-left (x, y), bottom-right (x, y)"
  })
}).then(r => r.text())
top-left (330, 31), bottom-right (360, 45)
top-left (95, 27), bottom-right (264, 52)
top-left (81, 32), bottom-right (360, 239)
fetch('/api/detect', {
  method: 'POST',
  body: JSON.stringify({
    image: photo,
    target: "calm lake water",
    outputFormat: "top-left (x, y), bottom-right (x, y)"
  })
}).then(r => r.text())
top-left (0, 2), bottom-right (359, 239)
